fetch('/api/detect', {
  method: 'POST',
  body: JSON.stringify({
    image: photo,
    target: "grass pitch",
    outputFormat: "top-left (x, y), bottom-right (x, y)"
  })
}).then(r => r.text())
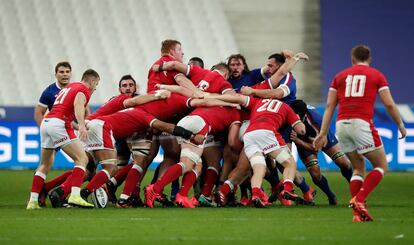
top-left (0, 170), bottom-right (413, 244)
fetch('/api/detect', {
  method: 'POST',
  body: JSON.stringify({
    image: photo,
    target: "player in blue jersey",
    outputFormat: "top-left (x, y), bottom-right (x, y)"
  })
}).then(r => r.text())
top-left (289, 100), bottom-right (353, 205)
top-left (227, 54), bottom-right (269, 92)
top-left (34, 61), bottom-right (72, 126)
top-left (32, 62), bottom-right (74, 207)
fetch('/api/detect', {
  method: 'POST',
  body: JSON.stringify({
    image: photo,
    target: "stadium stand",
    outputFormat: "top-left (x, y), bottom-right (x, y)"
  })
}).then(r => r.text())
top-left (0, 0), bottom-right (238, 106)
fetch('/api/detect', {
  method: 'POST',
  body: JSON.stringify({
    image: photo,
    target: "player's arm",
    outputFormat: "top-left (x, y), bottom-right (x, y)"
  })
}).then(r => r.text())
top-left (74, 92), bottom-right (88, 140)
top-left (227, 122), bottom-right (243, 152)
top-left (156, 84), bottom-right (201, 98)
top-left (313, 90), bottom-right (337, 150)
top-left (204, 93), bottom-right (248, 105)
top-left (290, 131), bottom-right (317, 153)
top-left (150, 119), bottom-right (204, 145)
top-left (379, 89), bottom-right (407, 139)
top-left (241, 52), bottom-right (309, 99)
top-left (123, 90), bottom-right (171, 108)
top-left (174, 74), bottom-right (204, 98)
top-left (152, 61), bottom-right (188, 74)
top-left (34, 105), bottom-right (48, 127)
top-left (190, 98), bottom-right (241, 109)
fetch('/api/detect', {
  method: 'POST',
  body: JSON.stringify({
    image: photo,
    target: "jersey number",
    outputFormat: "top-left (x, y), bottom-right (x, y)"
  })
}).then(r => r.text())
top-left (345, 75), bottom-right (366, 97)
top-left (257, 99), bottom-right (282, 113)
top-left (54, 88), bottom-right (71, 104)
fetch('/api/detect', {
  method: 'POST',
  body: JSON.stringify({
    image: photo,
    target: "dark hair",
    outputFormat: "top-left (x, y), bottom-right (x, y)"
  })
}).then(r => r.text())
top-left (81, 69), bottom-right (100, 81)
top-left (268, 53), bottom-right (286, 64)
top-left (227, 54), bottom-right (250, 73)
top-left (211, 62), bottom-right (229, 73)
top-left (54, 61), bottom-right (71, 73)
top-left (161, 39), bottom-right (181, 54)
top-left (352, 45), bottom-right (371, 62)
top-left (188, 57), bottom-right (204, 68)
top-left (290, 100), bottom-right (308, 119)
top-left (118, 74), bottom-right (136, 88)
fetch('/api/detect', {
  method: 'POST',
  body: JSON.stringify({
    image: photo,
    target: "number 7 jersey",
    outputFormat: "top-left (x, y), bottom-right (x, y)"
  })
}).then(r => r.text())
top-left (330, 64), bottom-right (389, 122)
top-left (46, 82), bottom-right (91, 123)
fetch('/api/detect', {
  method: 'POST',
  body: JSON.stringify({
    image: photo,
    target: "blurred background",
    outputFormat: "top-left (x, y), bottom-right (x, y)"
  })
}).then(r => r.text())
top-left (0, 0), bottom-right (413, 170)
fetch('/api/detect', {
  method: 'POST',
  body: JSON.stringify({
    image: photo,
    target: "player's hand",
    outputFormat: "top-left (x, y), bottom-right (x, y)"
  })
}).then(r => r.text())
top-left (399, 125), bottom-right (407, 139)
top-left (294, 52), bottom-right (309, 61)
top-left (290, 131), bottom-right (298, 142)
top-left (152, 64), bottom-right (160, 72)
top-left (231, 103), bottom-right (241, 110)
top-left (193, 134), bottom-right (205, 145)
top-left (240, 86), bottom-right (254, 96)
top-left (193, 90), bottom-right (205, 99)
top-left (78, 124), bottom-right (88, 141)
top-left (313, 134), bottom-right (327, 151)
top-left (155, 89), bottom-right (171, 99)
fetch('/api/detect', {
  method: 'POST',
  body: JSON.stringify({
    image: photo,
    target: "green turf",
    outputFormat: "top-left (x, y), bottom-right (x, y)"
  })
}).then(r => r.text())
top-left (0, 170), bottom-right (413, 244)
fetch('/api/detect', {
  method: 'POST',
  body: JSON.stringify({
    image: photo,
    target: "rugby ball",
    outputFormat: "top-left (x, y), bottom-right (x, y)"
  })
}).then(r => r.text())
top-left (91, 187), bottom-right (108, 208)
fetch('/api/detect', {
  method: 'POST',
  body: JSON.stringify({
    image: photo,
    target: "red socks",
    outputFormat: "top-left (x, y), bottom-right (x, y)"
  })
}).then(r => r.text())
top-left (220, 180), bottom-right (234, 196)
top-left (153, 163), bottom-right (183, 193)
top-left (350, 175), bottom-right (364, 197)
top-left (44, 171), bottom-right (72, 192)
top-left (179, 170), bottom-right (197, 197)
top-left (201, 167), bottom-right (218, 197)
top-left (113, 164), bottom-right (133, 185)
top-left (356, 168), bottom-right (384, 202)
top-left (31, 171), bottom-right (46, 193)
top-left (283, 180), bottom-right (294, 192)
top-left (122, 165), bottom-right (143, 196)
top-left (86, 170), bottom-right (111, 192)
top-left (70, 166), bottom-right (86, 188)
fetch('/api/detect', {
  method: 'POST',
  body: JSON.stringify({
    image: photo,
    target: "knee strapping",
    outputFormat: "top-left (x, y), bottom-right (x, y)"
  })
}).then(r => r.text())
top-left (180, 148), bottom-right (201, 165)
top-left (131, 142), bottom-right (151, 157)
top-left (101, 159), bottom-right (118, 165)
top-left (305, 159), bottom-right (319, 168)
top-left (275, 149), bottom-right (291, 164)
top-left (331, 151), bottom-right (345, 161)
top-left (249, 154), bottom-right (266, 167)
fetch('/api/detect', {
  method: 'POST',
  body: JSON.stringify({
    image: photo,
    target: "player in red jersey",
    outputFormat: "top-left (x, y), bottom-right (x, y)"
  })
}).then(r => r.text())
top-left (147, 39), bottom-right (200, 94)
top-left (27, 69), bottom-right (100, 209)
top-left (145, 105), bottom-right (241, 208)
top-left (314, 45), bottom-right (406, 222)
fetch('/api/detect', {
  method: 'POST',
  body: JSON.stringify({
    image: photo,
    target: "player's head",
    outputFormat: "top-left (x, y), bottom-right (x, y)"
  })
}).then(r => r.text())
top-left (227, 54), bottom-right (250, 79)
top-left (351, 45), bottom-right (371, 65)
top-left (267, 53), bottom-right (286, 75)
top-left (211, 62), bottom-right (230, 80)
top-left (290, 99), bottom-right (308, 121)
top-left (188, 57), bottom-right (204, 68)
top-left (54, 61), bottom-right (72, 87)
top-left (118, 74), bottom-right (137, 96)
top-left (81, 69), bottom-right (100, 93)
top-left (161, 39), bottom-right (184, 63)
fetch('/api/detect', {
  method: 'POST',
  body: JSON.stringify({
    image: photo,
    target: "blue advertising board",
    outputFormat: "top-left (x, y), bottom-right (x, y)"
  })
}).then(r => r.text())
top-left (1, 106), bottom-right (414, 171)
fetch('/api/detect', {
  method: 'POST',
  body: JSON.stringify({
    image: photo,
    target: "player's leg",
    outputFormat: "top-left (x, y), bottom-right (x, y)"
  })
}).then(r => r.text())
top-left (61, 141), bottom-right (94, 208)
top-left (117, 136), bottom-right (152, 207)
top-left (27, 148), bottom-right (55, 209)
top-left (157, 136), bottom-right (181, 201)
top-left (198, 145), bottom-right (221, 207)
top-left (81, 149), bottom-right (118, 200)
top-left (323, 132), bottom-right (353, 182)
top-left (248, 152), bottom-right (268, 208)
top-left (302, 154), bottom-right (336, 205)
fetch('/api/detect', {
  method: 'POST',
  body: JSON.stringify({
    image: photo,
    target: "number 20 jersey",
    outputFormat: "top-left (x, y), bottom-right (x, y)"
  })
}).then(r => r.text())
top-left (244, 97), bottom-right (301, 135)
top-left (330, 64), bottom-right (389, 122)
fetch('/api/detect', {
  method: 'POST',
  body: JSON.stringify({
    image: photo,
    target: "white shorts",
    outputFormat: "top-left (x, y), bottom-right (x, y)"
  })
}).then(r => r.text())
top-left (177, 115), bottom-right (209, 146)
top-left (238, 120), bottom-right (250, 141)
top-left (336, 119), bottom-right (383, 154)
top-left (40, 118), bottom-right (77, 149)
top-left (243, 129), bottom-right (282, 159)
top-left (84, 119), bottom-right (115, 151)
